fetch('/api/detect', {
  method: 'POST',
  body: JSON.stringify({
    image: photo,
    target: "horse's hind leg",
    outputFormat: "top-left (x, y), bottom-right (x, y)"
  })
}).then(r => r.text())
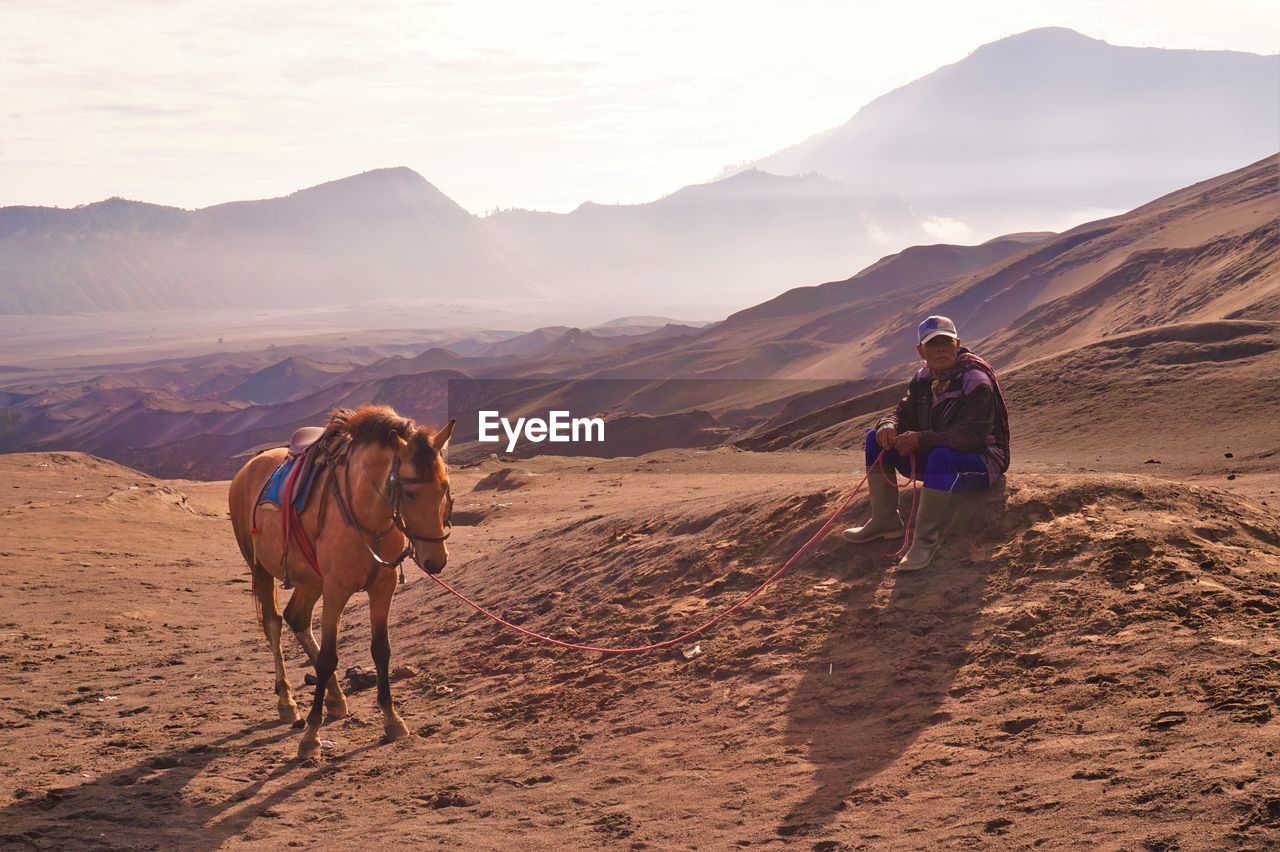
top-left (283, 584), bottom-right (348, 719)
top-left (368, 572), bottom-right (409, 742)
top-left (252, 565), bottom-right (301, 724)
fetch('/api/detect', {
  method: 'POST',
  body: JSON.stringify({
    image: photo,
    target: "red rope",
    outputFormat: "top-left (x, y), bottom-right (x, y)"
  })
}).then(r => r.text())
top-left (882, 453), bottom-right (919, 559)
top-left (425, 449), bottom-right (906, 655)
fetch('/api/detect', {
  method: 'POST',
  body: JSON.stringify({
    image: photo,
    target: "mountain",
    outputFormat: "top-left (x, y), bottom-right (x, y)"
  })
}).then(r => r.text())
top-left (606, 153), bottom-right (1277, 392)
top-left (460, 153), bottom-right (1277, 444)
top-left (849, 154), bottom-right (1279, 376)
top-left (0, 166), bottom-right (929, 319)
top-left (2, 156), bottom-right (1275, 478)
top-left (0, 168), bottom-right (541, 313)
top-left (5, 29), bottom-right (1273, 320)
top-left (484, 169), bottom-right (928, 315)
top-left (731, 155), bottom-right (1279, 453)
top-left (220, 355), bottom-right (355, 404)
top-left (564, 233), bottom-right (1052, 384)
top-left (749, 28), bottom-right (1279, 238)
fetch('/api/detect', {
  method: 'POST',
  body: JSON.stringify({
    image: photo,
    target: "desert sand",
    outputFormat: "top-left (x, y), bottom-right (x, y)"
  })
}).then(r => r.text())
top-left (1, 445), bottom-right (1278, 850)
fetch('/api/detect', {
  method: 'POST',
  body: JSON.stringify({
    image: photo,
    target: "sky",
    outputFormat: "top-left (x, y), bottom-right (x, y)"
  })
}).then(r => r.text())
top-left (2, 0), bottom-right (1276, 215)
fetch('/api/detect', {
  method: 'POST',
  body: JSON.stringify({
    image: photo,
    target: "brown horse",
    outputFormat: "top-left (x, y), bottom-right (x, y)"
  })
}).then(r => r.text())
top-left (228, 405), bottom-right (454, 760)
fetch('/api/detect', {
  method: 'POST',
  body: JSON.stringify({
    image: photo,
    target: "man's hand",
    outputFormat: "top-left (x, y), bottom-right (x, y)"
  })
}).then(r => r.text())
top-left (892, 431), bottom-right (921, 455)
top-left (876, 425), bottom-right (897, 450)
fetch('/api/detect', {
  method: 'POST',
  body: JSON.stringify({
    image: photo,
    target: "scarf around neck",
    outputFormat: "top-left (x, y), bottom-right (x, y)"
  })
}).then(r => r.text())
top-left (927, 349), bottom-right (1011, 454)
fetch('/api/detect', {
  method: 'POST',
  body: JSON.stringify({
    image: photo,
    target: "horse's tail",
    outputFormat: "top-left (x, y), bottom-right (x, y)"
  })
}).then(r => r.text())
top-left (249, 563), bottom-right (265, 634)
top-left (232, 525), bottom-right (264, 633)
top-left (229, 450), bottom-right (271, 637)
top-left (229, 470), bottom-right (266, 635)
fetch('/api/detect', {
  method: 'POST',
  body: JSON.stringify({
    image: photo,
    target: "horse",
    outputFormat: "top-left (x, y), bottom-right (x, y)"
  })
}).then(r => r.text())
top-left (228, 404), bottom-right (455, 760)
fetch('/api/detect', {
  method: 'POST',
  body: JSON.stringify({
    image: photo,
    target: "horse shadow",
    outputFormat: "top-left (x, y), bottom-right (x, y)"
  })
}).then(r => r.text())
top-left (0, 719), bottom-right (383, 850)
top-left (776, 478), bottom-right (1008, 837)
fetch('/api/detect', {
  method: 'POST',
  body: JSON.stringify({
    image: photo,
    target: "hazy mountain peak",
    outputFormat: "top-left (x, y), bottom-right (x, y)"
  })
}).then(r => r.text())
top-left (279, 166), bottom-right (451, 207)
top-left (302, 166), bottom-right (430, 191)
top-left (748, 28), bottom-right (1279, 239)
top-left (88, 196), bottom-right (150, 209)
top-left (970, 26), bottom-right (1107, 56)
top-left (75, 197), bottom-right (187, 217)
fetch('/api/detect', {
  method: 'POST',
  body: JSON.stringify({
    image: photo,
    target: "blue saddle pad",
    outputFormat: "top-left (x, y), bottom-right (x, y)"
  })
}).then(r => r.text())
top-left (259, 454), bottom-right (319, 514)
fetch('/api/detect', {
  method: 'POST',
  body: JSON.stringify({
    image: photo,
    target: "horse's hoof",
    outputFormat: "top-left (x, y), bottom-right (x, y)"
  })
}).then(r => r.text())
top-left (297, 734), bottom-right (321, 761)
top-left (325, 701), bottom-right (349, 720)
top-left (278, 704), bottom-right (302, 724)
top-left (384, 718), bottom-right (410, 742)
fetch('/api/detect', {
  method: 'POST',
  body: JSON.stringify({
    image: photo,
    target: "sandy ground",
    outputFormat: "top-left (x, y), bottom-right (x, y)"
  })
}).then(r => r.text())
top-left (1, 449), bottom-right (1279, 850)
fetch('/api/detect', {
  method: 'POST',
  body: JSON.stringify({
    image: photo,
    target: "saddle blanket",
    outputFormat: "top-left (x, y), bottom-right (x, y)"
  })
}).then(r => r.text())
top-left (258, 453), bottom-right (321, 514)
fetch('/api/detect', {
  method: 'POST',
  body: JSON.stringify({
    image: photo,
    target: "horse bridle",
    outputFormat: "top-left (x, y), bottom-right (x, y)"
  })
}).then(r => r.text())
top-left (330, 445), bottom-right (452, 578)
top-left (384, 452), bottom-right (453, 544)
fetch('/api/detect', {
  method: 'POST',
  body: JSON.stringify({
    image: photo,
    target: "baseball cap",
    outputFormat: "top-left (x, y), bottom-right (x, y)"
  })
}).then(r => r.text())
top-left (918, 315), bottom-right (958, 345)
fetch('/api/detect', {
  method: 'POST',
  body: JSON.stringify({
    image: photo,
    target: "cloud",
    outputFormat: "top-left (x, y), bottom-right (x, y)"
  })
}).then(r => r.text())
top-left (91, 103), bottom-right (199, 118)
top-left (920, 215), bottom-right (974, 244)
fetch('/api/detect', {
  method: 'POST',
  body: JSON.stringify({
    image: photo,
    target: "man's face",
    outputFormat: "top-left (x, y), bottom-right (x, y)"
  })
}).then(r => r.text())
top-left (917, 335), bottom-right (960, 372)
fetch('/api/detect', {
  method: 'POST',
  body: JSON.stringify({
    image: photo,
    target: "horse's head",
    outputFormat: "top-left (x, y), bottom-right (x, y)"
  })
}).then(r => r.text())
top-left (386, 418), bottom-right (455, 575)
top-left (333, 405), bottom-right (456, 575)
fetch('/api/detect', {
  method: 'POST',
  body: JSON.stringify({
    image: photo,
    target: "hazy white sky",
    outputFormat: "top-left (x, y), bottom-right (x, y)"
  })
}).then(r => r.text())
top-left (2, 0), bottom-right (1276, 214)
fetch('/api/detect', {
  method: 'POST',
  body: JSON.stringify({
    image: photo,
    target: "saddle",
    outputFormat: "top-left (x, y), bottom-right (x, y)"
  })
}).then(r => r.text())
top-left (258, 428), bottom-right (327, 514)
top-left (252, 425), bottom-right (353, 588)
top-left (289, 426), bottom-right (325, 455)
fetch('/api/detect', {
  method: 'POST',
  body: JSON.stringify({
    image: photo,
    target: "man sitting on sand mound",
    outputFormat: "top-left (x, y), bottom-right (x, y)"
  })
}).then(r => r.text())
top-left (842, 315), bottom-right (1010, 572)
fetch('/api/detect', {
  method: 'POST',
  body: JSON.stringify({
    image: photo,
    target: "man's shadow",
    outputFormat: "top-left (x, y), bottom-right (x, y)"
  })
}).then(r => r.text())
top-left (0, 719), bottom-right (384, 851)
top-left (777, 478), bottom-right (1008, 837)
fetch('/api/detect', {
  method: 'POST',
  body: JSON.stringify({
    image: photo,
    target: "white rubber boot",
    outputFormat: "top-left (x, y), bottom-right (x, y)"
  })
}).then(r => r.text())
top-left (896, 487), bottom-right (955, 572)
top-left (841, 467), bottom-right (904, 543)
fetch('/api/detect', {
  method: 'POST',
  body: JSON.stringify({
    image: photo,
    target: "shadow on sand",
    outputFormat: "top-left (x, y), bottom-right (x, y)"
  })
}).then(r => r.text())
top-left (0, 718), bottom-right (385, 851)
top-left (777, 478), bottom-right (1008, 837)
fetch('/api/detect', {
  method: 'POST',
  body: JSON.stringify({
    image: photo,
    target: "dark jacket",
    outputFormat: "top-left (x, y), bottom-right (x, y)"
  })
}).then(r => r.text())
top-left (876, 347), bottom-right (1010, 476)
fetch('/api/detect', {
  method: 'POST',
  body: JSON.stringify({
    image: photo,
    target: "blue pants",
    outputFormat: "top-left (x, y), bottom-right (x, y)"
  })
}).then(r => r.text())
top-left (864, 429), bottom-right (991, 493)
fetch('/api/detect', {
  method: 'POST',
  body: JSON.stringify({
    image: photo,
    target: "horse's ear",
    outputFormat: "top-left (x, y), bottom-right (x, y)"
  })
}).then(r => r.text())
top-left (391, 433), bottom-right (408, 451)
top-left (432, 419), bottom-right (455, 451)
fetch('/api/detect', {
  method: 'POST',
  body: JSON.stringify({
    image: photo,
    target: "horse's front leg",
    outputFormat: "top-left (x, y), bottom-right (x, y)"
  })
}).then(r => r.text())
top-left (368, 571), bottom-right (409, 742)
top-left (297, 586), bottom-right (349, 761)
top-left (283, 584), bottom-right (347, 719)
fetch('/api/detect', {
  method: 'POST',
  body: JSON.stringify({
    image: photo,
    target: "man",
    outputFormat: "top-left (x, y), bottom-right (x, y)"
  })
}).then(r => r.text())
top-left (842, 315), bottom-right (1009, 571)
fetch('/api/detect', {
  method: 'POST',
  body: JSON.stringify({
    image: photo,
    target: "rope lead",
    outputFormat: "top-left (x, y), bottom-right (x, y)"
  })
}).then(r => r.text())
top-left (424, 449), bottom-right (912, 655)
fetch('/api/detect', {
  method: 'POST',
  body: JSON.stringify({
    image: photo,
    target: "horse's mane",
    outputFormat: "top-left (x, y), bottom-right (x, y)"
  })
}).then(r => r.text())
top-left (327, 405), bottom-right (440, 477)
